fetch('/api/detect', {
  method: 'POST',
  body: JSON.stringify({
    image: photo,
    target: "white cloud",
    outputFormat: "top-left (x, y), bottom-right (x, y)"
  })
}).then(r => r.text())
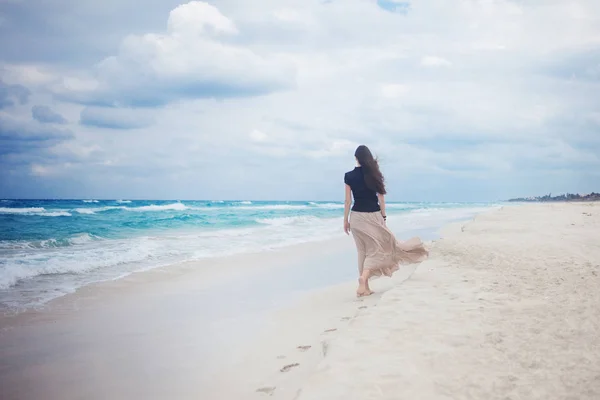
top-left (167, 2), bottom-right (238, 36)
top-left (1, 64), bottom-right (57, 86)
top-left (59, 76), bottom-right (99, 92)
top-left (380, 84), bottom-right (409, 99)
top-left (420, 56), bottom-right (452, 68)
top-left (272, 8), bottom-right (315, 25)
top-left (306, 139), bottom-right (359, 159)
top-left (30, 163), bottom-right (53, 177)
top-left (249, 129), bottom-right (268, 142)
top-left (52, 1), bottom-right (295, 107)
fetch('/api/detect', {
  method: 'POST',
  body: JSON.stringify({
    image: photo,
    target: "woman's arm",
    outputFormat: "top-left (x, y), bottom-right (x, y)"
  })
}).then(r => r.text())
top-left (378, 193), bottom-right (386, 222)
top-left (344, 184), bottom-right (352, 234)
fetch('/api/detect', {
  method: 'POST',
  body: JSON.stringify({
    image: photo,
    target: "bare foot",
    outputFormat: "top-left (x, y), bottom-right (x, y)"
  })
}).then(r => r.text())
top-left (356, 277), bottom-right (369, 297)
top-left (357, 288), bottom-right (373, 297)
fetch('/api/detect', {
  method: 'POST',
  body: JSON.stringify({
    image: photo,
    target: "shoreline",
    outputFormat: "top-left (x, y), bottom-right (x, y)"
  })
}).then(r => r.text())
top-left (0, 205), bottom-right (493, 314)
top-left (6, 203), bottom-right (595, 399)
top-left (0, 224), bottom-right (422, 399)
top-left (0, 207), bottom-right (486, 400)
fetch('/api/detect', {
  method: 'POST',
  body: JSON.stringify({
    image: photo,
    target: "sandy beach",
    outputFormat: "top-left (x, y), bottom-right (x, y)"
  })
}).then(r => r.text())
top-left (1, 203), bottom-right (599, 399)
top-left (298, 203), bottom-right (600, 400)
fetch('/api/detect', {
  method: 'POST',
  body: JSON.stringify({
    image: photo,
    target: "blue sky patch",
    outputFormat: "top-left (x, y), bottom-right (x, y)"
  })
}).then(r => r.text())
top-left (377, 0), bottom-right (411, 13)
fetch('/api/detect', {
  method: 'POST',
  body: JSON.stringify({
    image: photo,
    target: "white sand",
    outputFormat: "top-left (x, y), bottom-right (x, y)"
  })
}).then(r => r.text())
top-left (1, 203), bottom-right (598, 400)
top-left (296, 203), bottom-right (600, 400)
top-left (202, 264), bottom-right (419, 399)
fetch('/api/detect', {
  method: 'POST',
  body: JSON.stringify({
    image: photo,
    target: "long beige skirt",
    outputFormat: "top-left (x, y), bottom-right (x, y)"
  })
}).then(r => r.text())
top-left (350, 211), bottom-right (429, 278)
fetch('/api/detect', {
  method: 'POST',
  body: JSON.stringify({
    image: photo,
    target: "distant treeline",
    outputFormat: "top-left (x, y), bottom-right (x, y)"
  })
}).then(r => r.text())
top-left (508, 192), bottom-right (600, 202)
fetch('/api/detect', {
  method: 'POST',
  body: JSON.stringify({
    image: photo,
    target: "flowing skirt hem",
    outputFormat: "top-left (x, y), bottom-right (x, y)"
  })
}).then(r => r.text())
top-left (350, 212), bottom-right (429, 279)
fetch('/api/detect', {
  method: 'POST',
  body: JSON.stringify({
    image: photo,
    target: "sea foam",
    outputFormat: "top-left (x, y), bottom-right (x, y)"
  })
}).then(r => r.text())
top-left (127, 203), bottom-right (187, 212)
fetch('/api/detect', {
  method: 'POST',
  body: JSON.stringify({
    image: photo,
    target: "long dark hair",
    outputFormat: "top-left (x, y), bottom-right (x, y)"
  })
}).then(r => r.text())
top-left (355, 145), bottom-right (386, 195)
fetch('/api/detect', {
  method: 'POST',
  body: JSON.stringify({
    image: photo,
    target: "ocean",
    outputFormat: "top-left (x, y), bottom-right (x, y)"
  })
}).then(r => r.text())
top-left (0, 199), bottom-right (497, 311)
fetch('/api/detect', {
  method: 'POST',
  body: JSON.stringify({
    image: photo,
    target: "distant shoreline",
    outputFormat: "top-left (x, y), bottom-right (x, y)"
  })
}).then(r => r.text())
top-left (507, 193), bottom-right (599, 203)
top-left (508, 199), bottom-right (600, 203)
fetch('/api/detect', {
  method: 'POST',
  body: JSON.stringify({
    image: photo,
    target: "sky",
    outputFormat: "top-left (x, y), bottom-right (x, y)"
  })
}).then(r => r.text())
top-left (0, 0), bottom-right (599, 202)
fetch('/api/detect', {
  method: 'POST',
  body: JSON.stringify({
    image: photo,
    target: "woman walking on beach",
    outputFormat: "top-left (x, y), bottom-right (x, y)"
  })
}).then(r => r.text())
top-left (344, 145), bottom-right (429, 297)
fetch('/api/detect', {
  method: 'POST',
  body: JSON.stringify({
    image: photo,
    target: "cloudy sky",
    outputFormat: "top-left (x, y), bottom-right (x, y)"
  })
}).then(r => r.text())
top-left (0, 0), bottom-right (598, 201)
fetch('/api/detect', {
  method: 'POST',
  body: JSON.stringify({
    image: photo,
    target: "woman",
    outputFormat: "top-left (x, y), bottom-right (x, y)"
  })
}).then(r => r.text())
top-left (344, 145), bottom-right (429, 297)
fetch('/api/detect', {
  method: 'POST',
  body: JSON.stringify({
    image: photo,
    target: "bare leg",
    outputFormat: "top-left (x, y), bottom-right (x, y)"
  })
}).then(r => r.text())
top-left (365, 278), bottom-right (373, 294)
top-left (357, 268), bottom-right (372, 297)
top-left (352, 227), bottom-right (373, 296)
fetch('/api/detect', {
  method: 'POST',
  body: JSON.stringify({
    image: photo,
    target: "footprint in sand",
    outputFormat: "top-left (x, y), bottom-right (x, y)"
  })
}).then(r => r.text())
top-left (322, 341), bottom-right (329, 357)
top-left (297, 345), bottom-right (311, 352)
top-left (280, 363), bottom-right (300, 372)
top-left (256, 386), bottom-right (276, 396)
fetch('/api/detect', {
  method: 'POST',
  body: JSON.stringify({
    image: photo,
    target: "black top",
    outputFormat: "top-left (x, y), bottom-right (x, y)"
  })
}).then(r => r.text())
top-left (344, 167), bottom-right (381, 212)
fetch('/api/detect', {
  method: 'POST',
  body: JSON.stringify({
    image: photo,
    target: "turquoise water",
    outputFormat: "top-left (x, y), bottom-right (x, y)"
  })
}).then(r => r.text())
top-left (0, 199), bottom-right (496, 310)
